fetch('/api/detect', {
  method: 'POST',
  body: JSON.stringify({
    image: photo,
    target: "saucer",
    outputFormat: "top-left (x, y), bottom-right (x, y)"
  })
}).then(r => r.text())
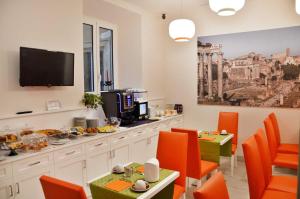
top-left (130, 182), bottom-right (150, 192)
top-left (112, 169), bottom-right (124, 174)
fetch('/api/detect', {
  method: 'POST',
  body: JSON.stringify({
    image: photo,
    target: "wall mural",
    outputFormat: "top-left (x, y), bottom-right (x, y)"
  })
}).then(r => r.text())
top-left (197, 26), bottom-right (300, 108)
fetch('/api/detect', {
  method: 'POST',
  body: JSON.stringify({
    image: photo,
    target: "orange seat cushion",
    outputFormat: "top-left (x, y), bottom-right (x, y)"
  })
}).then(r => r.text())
top-left (262, 190), bottom-right (296, 199)
top-left (200, 160), bottom-right (218, 178)
top-left (267, 176), bottom-right (297, 194)
top-left (173, 184), bottom-right (185, 199)
top-left (273, 153), bottom-right (298, 169)
top-left (232, 144), bottom-right (237, 154)
top-left (278, 144), bottom-right (298, 154)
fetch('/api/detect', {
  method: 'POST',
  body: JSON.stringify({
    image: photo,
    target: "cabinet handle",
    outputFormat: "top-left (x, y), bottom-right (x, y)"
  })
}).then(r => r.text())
top-left (118, 136), bottom-right (125, 140)
top-left (112, 150), bottom-right (116, 158)
top-left (9, 185), bottom-right (13, 197)
top-left (66, 151), bottom-right (76, 155)
top-left (94, 143), bottom-right (103, 147)
top-left (28, 161), bottom-right (41, 167)
top-left (16, 183), bottom-right (20, 194)
top-left (147, 138), bottom-right (152, 145)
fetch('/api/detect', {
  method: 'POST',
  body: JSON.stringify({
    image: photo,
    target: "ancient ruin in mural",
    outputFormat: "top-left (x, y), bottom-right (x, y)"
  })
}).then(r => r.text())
top-left (197, 26), bottom-right (300, 108)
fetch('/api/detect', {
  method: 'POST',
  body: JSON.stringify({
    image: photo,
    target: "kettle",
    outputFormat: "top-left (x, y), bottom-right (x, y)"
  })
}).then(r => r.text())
top-left (144, 158), bottom-right (160, 182)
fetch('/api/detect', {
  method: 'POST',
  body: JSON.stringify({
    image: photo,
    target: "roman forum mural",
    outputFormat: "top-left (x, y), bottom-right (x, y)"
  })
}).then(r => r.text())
top-left (197, 26), bottom-right (300, 108)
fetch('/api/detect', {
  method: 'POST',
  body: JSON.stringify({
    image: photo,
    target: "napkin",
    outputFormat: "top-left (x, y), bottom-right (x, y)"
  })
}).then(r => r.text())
top-left (105, 180), bottom-right (133, 192)
top-left (136, 165), bottom-right (144, 173)
top-left (199, 137), bottom-right (216, 141)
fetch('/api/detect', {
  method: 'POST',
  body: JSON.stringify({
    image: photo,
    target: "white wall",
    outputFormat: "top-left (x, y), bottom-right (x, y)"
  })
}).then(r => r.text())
top-left (0, 0), bottom-right (84, 115)
top-left (164, 0), bottom-right (300, 155)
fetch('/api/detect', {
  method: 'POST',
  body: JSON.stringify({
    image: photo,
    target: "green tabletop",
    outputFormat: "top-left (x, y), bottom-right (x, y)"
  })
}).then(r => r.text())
top-left (198, 132), bottom-right (232, 164)
top-left (90, 163), bottom-right (175, 199)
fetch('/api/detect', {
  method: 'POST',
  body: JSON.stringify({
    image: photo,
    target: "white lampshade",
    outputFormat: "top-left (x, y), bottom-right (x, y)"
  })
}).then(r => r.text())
top-left (209, 0), bottom-right (246, 16)
top-left (297, 0), bottom-right (300, 15)
top-left (169, 19), bottom-right (196, 42)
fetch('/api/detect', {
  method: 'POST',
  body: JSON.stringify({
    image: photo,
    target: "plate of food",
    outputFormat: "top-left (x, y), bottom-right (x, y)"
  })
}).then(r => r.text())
top-left (97, 125), bottom-right (117, 133)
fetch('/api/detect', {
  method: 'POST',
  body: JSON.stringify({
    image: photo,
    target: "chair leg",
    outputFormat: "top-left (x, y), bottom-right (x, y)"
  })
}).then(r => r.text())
top-left (231, 155), bottom-right (234, 176)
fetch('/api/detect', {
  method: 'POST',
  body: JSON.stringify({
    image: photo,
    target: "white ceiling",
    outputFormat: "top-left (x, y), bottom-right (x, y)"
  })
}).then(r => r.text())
top-left (124, 0), bottom-right (209, 14)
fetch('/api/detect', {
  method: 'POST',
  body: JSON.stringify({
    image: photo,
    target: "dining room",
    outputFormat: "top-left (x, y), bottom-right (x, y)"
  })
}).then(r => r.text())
top-left (0, 0), bottom-right (299, 199)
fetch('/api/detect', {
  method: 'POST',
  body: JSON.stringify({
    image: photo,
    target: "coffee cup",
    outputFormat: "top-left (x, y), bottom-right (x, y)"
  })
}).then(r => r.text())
top-left (221, 130), bottom-right (227, 135)
top-left (134, 180), bottom-right (147, 190)
top-left (113, 164), bottom-right (124, 173)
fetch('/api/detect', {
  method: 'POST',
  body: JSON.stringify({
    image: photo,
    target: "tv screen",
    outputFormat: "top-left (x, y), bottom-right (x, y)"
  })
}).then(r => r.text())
top-left (20, 47), bottom-right (74, 87)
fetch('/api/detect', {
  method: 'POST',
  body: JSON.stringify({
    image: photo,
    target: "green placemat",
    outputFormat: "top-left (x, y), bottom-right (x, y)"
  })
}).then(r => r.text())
top-left (198, 133), bottom-right (232, 164)
top-left (90, 163), bottom-right (175, 199)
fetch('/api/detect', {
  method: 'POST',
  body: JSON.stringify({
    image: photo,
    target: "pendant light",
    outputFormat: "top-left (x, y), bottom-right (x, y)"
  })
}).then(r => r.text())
top-left (297, 0), bottom-right (300, 15)
top-left (168, 0), bottom-right (196, 42)
top-left (209, 0), bottom-right (246, 16)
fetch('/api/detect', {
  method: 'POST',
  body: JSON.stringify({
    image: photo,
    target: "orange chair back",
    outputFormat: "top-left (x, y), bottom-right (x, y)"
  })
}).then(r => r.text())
top-left (254, 129), bottom-right (272, 185)
top-left (264, 117), bottom-right (278, 161)
top-left (156, 131), bottom-right (188, 189)
top-left (218, 112), bottom-right (239, 145)
top-left (171, 128), bottom-right (202, 179)
top-left (193, 171), bottom-right (229, 199)
top-left (242, 136), bottom-right (266, 199)
top-left (40, 175), bottom-right (87, 199)
top-left (269, 112), bottom-right (281, 146)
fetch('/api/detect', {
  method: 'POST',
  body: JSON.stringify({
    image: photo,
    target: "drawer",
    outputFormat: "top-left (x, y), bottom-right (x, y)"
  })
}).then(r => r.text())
top-left (110, 133), bottom-right (129, 145)
top-left (13, 154), bottom-right (52, 176)
top-left (85, 138), bottom-right (109, 153)
top-left (132, 128), bottom-right (148, 138)
top-left (54, 145), bottom-right (84, 162)
top-left (0, 163), bottom-right (12, 181)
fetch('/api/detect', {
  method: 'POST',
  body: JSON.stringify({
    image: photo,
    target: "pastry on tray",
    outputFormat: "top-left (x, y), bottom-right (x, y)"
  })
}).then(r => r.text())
top-left (37, 129), bottom-right (62, 136)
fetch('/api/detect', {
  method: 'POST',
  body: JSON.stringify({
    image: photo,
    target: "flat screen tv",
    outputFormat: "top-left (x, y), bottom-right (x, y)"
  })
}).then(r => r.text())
top-left (20, 47), bottom-right (74, 87)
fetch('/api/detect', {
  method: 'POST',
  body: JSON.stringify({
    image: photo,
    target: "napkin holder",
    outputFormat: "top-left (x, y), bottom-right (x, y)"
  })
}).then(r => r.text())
top-left (144, 158), bottom-right (160, 183)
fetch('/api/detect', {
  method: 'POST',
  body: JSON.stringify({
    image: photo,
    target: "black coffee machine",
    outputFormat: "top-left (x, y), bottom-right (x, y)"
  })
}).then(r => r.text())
top-left (101, 90), bottom-right (135, 126)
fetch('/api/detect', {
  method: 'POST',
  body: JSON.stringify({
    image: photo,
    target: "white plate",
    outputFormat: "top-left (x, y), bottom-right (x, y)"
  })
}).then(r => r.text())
top-left (130, 183), bottom-right (150, 193)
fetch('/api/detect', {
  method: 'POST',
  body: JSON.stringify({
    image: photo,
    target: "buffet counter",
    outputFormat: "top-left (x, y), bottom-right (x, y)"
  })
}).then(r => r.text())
top-left (0, 115), bottom-right (184, 199)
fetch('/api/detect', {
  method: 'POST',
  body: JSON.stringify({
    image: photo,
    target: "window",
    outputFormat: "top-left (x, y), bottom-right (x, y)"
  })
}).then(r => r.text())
top-left (83, 24), bottom-right (94, 92)
top-left (99, 27), bottom-right (114, 91)
top-left (83, 19), bottom-right (117, 93)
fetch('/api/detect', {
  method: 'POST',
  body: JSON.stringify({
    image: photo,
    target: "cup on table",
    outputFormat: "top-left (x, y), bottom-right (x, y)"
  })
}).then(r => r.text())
top-left (134, 180), bottom-right (147, 191)
top-left (113, 164), bottom-right (124, 173)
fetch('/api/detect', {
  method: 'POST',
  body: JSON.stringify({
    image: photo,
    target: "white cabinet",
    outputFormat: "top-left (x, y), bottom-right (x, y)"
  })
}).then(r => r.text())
top-left (110, 133), bottom-right (130, 166)
top-left (85, 138), bottom-right (111, 195)
top-left (54, 145), bottom-right (86, 189)
top-left (12, 154), bottom-right (53, 199)
top-left (14, 171), bottom-right (50, 199)
top-left (131, 128), bottom-right (150, 163)
top-left (0, 178), bottom-right (13, 199)
top-left (146, 134), bottom-right (159, 159)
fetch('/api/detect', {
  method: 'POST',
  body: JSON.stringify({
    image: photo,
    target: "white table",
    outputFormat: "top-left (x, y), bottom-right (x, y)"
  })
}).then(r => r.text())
top-left (88, 163), bottom-right (179, 199)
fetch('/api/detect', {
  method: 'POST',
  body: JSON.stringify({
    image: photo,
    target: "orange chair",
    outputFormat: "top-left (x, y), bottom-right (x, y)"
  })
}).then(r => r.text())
top-left (156, 131), bottom-right (188, 199)
top-left (269, 113), bottom-right (298, 154)
top-left (193, 171), bottom-right (229, 199)
top-left (242, 136), bottom-right (296, 199)
top-left (254, 129), bottom-right (297, 194)
top-left (217, 112), bottom-right (239, 176)
top-left (264, 117), bottom-right (298, 170)
top-left (40, 175), bottom-right (87, 199)
top-left (171, 128), bottom-right (218, 184)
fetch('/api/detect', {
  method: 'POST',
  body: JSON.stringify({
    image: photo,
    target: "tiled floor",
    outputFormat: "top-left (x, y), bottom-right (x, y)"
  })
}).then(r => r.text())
top-left (186, 157), bottom-right (297, 199)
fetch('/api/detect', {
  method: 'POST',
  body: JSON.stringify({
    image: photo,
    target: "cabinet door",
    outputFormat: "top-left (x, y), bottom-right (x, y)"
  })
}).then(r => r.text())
top-left (14, 170), bottom-right (51, 199)
top-left (0, 179), bottom-right (14, 199)
top-left (146, 134), bottom-right (159, 159)
top-left (54, 158), bottom-right (86, 187)
top-left (132, 137), bottom-right (148, 163)
top-left (110, 133), bottom-right (131, 166)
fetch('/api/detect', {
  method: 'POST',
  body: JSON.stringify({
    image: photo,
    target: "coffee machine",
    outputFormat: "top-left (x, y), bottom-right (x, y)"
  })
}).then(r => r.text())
top-left (101, 90), bottom-right (135, 125)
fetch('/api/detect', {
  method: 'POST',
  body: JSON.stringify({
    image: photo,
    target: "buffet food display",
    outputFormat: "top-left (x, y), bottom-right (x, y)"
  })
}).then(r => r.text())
top-left (0, 124), bottom-right (119, 158)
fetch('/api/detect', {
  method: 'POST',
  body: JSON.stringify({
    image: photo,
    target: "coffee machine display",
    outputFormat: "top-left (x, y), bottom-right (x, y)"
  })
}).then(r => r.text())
top-left (101, 90), bottom-right (135, 126)
top-left (127, 89), bottom-right (149, 120)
